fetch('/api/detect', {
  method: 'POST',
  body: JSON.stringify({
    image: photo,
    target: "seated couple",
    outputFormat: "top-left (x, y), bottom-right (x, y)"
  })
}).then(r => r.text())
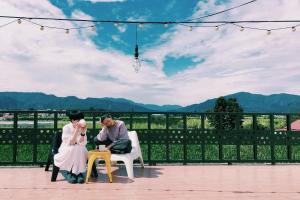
top-left (53, 111), bottom-right (129, 184)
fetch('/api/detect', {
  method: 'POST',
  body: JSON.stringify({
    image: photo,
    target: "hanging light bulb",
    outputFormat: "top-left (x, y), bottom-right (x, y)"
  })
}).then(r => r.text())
top-left (91, 25), bottom-right (96, 31)
top-left (138, 23), bottom-right (144, 28)
top-left (215, 26), bottom-right (219, 31)
top-left (267, 30), bottom-right (271, 35)
top-left (188, 26), bottom-right (193, 31)
top-left (65, 29), bottom-right (69, 34)
top-left (132, 25), bottom-right (141, 73)
top-left (114, 22), bottom-right (119, 27)
top-left (292, 26), bottom-right (296, 32)
top-left (164, 23), bottom-right (169, 28)
top-left (40, 26), bottom-right (44, 31)
top-left (240, 26), bottom-right (244, 32)
top-left (133, 44), bottom-right (141, 73)
top-left (17, 19), bottom-right (22, 24)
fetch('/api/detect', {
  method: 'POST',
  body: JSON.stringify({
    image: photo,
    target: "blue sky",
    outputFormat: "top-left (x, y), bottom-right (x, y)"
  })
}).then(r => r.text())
top-left (50, 0), bottom-right (203, 76)
top-left (0, 0), bottom-right (300, 105)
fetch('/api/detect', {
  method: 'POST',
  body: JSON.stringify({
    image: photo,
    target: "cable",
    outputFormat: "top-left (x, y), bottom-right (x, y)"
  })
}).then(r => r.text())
top-left (0, 19), bottom-right (18, 28)
top-left (185, 0), bottom-right (257, 22)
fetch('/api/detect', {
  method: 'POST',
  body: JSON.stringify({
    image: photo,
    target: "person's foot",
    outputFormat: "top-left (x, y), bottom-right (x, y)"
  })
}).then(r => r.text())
top-left (67, 172), bottom-right (77, 184)
top-left (77, 173), bottom-right (85, 184)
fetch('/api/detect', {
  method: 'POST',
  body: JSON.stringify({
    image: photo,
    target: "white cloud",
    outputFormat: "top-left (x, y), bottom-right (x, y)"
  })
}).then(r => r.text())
top-left (1, 0), bottom-right (300, 106)
top-left (142, 0), bottom-right (300, 105)
top-left (0, 0), bottom-right (163, 104)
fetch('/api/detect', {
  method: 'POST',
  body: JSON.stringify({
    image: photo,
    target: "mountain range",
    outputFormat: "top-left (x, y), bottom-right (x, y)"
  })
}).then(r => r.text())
top-left (0, 92), bottom-right (300, 112)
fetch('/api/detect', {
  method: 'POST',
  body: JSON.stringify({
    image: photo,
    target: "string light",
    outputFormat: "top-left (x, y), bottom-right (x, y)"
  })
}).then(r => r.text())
top-left (0, 15), bottom-right (299, 38)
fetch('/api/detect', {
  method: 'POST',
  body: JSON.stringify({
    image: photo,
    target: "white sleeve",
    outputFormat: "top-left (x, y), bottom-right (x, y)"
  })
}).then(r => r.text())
top-left (61, 125), bottom-right (72, 145)
top-left (97, 127), bottom-right (108, 141)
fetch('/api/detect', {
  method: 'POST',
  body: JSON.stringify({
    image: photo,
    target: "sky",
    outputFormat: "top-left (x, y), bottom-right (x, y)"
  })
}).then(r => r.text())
top-left (0, 0), bottom-right (300, 106)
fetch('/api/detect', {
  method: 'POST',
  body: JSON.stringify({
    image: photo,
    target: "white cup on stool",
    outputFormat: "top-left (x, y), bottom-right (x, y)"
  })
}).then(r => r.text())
top-left (99, 145), bottom-right (106, 151)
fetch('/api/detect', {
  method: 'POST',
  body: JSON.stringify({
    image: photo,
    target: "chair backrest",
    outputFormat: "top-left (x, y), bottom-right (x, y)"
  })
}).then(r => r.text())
top-left (51, 131), bottom-right (62, 155)
top-left (128, 131), bottom-right (141, 150)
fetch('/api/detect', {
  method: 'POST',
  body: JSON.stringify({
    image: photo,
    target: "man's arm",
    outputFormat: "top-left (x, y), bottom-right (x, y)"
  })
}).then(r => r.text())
top-left (118, 121), bottom-right (129, 140)
top-left (97, 127), bottom-right (108, 141)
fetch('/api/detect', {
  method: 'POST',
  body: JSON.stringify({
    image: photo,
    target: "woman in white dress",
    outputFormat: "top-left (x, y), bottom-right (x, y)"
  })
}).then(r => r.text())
top-left (54, 111), bottom-right (88, 184)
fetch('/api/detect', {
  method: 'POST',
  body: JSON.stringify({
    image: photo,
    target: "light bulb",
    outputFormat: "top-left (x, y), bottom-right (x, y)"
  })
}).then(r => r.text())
top-left (65, 29), bottom-right (69, 34)
top-left (138, 23), bottom-right (144, 28)
top-left (164, 23), bottom-right (169, 28)
top-left (189, 26), bottom-right (193, 31)
top-left (267, 30), bottom-right (271, 35)
top-left (240, 26), bottom-right (244, 32)
top-left (17, 19), bottom-right (22, 24)
top-left (132, 57), bottom-right (141, 73)
top-left (215, 26), bottom-right (219, 31)
top-left (40, 26), bottom-right (44, 31)
top-left (292, 26), bottom-right (296, 32)
top-left (91, 26), bottom-right (96, 31)
top-left (114, 22), bottom-right (119, 27)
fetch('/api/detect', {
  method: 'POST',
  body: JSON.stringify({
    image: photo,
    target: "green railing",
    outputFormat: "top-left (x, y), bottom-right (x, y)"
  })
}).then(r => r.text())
top-left (0, 110), bottom-right (300, 165)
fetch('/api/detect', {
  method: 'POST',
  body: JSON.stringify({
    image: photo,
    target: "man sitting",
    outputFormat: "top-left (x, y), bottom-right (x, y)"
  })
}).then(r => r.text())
top-left (94, 114), bottom-right (129, 150)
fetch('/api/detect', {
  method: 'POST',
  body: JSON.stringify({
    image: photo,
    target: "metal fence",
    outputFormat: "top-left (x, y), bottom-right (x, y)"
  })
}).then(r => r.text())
top-left (1, 110), bottom-right (300, 166)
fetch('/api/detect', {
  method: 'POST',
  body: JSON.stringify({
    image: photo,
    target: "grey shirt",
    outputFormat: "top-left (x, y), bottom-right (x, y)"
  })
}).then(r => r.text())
top-left (97, 120), bottom-right (129, 142)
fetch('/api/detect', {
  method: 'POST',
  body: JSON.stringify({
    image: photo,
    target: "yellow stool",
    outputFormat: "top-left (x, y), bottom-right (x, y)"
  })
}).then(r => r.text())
top-left (86, 150), bottom-right (112, 183)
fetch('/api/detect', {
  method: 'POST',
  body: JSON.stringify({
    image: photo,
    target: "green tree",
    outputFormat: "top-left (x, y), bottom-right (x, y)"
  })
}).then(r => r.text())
top-left (208, 97), bottom-right (243, 130)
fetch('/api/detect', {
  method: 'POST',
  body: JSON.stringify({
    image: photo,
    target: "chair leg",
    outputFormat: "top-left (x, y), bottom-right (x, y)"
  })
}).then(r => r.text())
top-left (104, 156), bottom-right (112, 183)
top-left (51, 165), bottom-right (60, 182)
top-left (124, 159), bottom-right (134, 179)
top-left (139, 156), bottom-right (145, 168)
top-left (86, 155), bottom-right (97, 183)
top-left (45, 152), bottom-right (53, 171)
top-left (91, 161), bottom-right (98, 178)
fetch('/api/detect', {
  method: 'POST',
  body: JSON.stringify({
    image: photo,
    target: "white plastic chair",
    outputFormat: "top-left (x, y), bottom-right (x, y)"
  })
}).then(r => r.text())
top-left (96, 131), bottom-right (144, 180)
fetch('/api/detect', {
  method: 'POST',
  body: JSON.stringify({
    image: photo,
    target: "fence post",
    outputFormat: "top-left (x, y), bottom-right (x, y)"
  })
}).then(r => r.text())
top-left (218, 113), bottom-right (223, 162)
top-left (183, 114), bottom-right (187, 165)
top-left (13, 112), bottom-right (18, 164)
top-left (201, 114), bottom-right (205, 162)
top-left (253, 114), bottom-right (258, 161)
top-left (236, 113), bottom-right (241, 161)
top-left (287, 114), bottom-right (292, 161)
top-left (129, 112), bottom-right (133, 130)
top-left (270, 114), bottom-right (275, 165)
top-left (33, 112), bottom-right (38, 164)
top-left (147, 113), bottom-right (152, 165)
top-left (166, 113), bottom-right (170, 163)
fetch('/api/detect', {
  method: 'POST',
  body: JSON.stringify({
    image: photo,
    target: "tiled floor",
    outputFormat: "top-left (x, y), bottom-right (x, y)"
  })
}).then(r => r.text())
top-left (1, 164), bottom-right (300, 200)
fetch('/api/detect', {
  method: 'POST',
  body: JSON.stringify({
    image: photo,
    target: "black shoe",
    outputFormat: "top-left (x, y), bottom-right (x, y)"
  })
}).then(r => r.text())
top-left (67, 173), bottom-right (77, 184)
top-left (77, 173), bottom-right (85, 184)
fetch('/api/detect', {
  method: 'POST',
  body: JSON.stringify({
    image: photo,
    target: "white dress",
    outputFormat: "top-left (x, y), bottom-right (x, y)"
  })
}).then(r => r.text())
top-left (54, 122), bottom-right (88, 175)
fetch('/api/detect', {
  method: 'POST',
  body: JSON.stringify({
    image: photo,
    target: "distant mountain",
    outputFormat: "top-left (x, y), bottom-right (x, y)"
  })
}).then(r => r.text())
top-left (176, 92), bottom-right (300, 113)
top-left (0, 92), bottom-right (182, 112)
top-left (0, 91), bottom-right (300, 112)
